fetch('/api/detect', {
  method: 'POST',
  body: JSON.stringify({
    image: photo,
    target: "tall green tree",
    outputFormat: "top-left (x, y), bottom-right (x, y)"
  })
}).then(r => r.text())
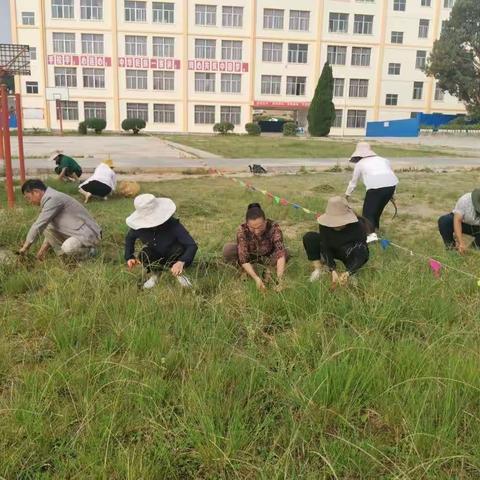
top-left (426, 0), bottom-right (480, 118)
top-left (307, 62), bottom-right (335, 137)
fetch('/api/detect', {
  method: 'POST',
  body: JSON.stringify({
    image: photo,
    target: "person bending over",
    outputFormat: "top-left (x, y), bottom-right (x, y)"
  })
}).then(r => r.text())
top-left (51, 150), bottom-right (83, 182)
top-left (79, 159), bottom-right (116, 204)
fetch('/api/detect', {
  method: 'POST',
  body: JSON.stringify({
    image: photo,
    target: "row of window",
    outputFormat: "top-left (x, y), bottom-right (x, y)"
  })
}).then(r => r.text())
top-left (393, 0), bottom-right (455, 11)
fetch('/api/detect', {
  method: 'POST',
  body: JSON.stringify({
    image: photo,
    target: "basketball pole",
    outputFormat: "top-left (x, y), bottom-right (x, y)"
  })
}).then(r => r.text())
top-left (0, 83), bottom-right (15, 208)
top-left (56, 99), bottom-right (64, 136)
top-left (15, 94), bottom-right (26, 183)
top-left (0, 94), bottom-right (4, 161)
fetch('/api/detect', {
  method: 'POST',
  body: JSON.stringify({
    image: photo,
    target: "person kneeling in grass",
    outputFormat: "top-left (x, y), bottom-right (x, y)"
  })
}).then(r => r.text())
top-left (438, 189), bottom-right (480, 254)
top-left (223, 203), bottom-right (288, 292)
top-left (303, 196), bottom-right (369, 287)
top-left (125, 194), bottom-right (198, 289)
top-left (51, 150), bottom-right (83, 182)
top-left (18, 179), bottom-right (102, 260)
top-left (79, 159), bottom-right (116, 204)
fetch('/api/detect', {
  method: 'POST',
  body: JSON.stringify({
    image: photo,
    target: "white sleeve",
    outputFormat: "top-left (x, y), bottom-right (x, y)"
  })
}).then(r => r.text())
top-left (345, 163), bottom-right (362, 196)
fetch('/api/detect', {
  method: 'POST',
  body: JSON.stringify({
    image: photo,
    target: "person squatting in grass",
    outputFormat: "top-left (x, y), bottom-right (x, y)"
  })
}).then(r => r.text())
top-left (303, 196), bottom-right (369, 288)
top-left (18, 179), bottom-right (102, 260)
top-left (345, 141), bottom-right (399, 244)
top-left (79, 159), bottom-right (117, 204)
top-left (438, 189), bottom-right (480, 254)
top-left (124, 194), bottom-right (198, 289)
top-left (223, 203), bottom-right (288, 292)
top-left (51, 150), bottom-right (83, 182)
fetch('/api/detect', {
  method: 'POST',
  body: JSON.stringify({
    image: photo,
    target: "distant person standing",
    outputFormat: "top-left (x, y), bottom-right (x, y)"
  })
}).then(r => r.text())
top-left (79, 159), bottom-right (116, 204)
top-left (51, 150), bottom-right (82, 182)
top-left (345, 142), bottom-right (398, 243)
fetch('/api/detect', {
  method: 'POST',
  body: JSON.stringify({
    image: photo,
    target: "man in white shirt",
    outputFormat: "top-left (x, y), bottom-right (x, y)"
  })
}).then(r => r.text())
top-left (345, 141), bottom-right (399, 243)
top-left (438, 190), bottom-right (480, 254)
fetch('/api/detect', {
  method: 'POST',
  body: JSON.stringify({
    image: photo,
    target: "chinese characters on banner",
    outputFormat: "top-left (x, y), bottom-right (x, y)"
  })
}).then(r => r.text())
top-left (187, 60), bottom-right (249, 73)
top-left (47, 55), bottom-right (112, 66)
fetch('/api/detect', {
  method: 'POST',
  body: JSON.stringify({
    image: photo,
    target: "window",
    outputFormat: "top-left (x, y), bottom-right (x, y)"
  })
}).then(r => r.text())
top-left (53, 32), bottom-right (75, 53)
top-left (351, 47), bottom-right (371, 66)
top-left (127, 103), bottom-right (148, 121)
top-left (333, 78), bottom-right (345, 97)
top-left (81, 0), bottom-right (103, 20)
top-left (220, 106), bottom-right (241, 125)
top-left (26, 81), bottom-right (38, 94)
top-left (83, 68), bottom-right (105, 88)
top-left (418, 19), bottom-right (429, 38)
top-left (288, 44), bottom-right (308, 64)
top-left (441, 20), bottom-right (448, 32)
top-left (154, 104), bottom-right (175, 123)
top-left (195, 4), bottom-right (216, 26)
top-left (125, 1), bottom-right (146, 22)
top-left (262, 42), bottom-right (282, 62)
top-left (261, 75), bottom-right (281, 95)
top-left (153, 70), bottom-right (174, 90)
top-left (391, 31), bottom-right (404, 44)
top-left (125, 36), bottom-right (147, 56)
top-left (415, 50), bottom-right (427, 69)
top-left (349, 79), bottom-right (369, 97)
top-left (354, 15), bottom-right (373, 34)
top-left (386, 94), bottom-right (398, 105)
top-left (221, 73), bottom-right (241, 93)
top-left (126, 69), bottom-right (148, 89)
top-left (52, 0), bottom-right (74, 19)
top-left (263, 9), bottom-right (284, 29)
top-left (57, 101), bottom-right (78, 120)
top-left (195, 39), bottom-right (216, 59)
top-left (153, 2), bottom-right (174, 23)
top-left (434, 83), bottom-right (444, 101)
top-left (393, 0), bottom-right (406, 11)
top-left (286, 76), bottom-right (306, 96)
top-left (194, 105), bottom-right (215, 124)
top-left (327, 45), bottom-right (347, 65)
top-left (333, 109), bottom-right (343, 128)
top-left (22, 12), bottom-right (35, 25)
top-left (289, 10), bottom-right (310, 31)
top-left (153, 37), bottom-right (174, 57)
top-left (81, 34), bottom-right (104, 54)
top-left (388, 62), bottom-right (401, 75)
top-left (347, 110), bottom-right (366, 128)
top-left (54, 67), bottom-right (77, 87)
top-left (444, 0), bottom-right (454, 7)
top-left (413, 81), bottom-right (423, 99)
top-left (329, 13), bottom-right (348, 33)
top-left (30, 47), bottom-right (37, 60)
top-left (84, 101), bottom-right (106, 119)
top-left (195, 72), bottom-right (216, 92)
top-left (421, 0), bottom-right (431, 6)
top-left (222, 40), bottom-right (242, 60)
top-left (222, 6), bottom-right (243, 27)
top-left (410, 112), bottom-right (420, 119)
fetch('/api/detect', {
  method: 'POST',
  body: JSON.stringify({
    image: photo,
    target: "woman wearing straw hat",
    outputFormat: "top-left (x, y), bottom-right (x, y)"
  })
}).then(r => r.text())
top-left (345, 141), bottom-right (398, 243)
top-left (51, 150), bottom-right (83, 182)
top-left (303, 196), bottom-right (369, 286)
top-left (78, 159), bottom-right (116, 204)
top-left (124, 194), bottom-right (198, 289)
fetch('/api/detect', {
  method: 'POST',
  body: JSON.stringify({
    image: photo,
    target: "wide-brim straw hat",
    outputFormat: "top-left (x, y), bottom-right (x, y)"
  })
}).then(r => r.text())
top-left (102, 159), bottom-right (114, 168)
top-left (126, 194), bottom-right (176, 230)
top-left (349, 141), bottom-right (377, 163)
top-left (317, 196), bottom-right (359, 228)
top-left (49, 150), bottom-right (63, 162)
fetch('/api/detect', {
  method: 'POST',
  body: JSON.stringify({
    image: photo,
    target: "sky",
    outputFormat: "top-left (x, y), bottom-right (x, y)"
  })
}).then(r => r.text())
top-left (0, 0), bottom-right (11, 43)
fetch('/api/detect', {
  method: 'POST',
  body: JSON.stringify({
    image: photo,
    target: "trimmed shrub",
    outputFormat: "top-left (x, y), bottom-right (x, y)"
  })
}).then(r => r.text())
top-left (122, 118), bottom-right (146, 134)
top-left (86, 118), bottom-right (107, 134)
top-left (283, 122), bottom-right (297, 136)
top-left (308, 62), bottom-right (335, 137)
top-left (213, 122), bottom-right (235, 134)
top-left (78, 121), bottom-right (87, 135)
top-left (245, 122), bottom-right (261, 136)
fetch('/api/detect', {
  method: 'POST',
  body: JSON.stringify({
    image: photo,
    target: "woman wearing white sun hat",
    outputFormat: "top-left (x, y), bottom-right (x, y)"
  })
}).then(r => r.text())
top-left (345, 141), bottom-right (399, 243)
top-left (124, 194), bottom-right (198, 289)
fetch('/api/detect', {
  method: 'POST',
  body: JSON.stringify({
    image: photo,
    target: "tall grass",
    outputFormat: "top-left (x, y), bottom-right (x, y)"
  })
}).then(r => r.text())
top-left (1, 173), bottom-right (480, 478)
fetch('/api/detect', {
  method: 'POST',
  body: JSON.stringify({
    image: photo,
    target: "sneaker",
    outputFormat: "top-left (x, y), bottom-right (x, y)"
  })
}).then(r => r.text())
top-left (309, 269), bottom-right (324, 282)
top-left (177, 275), bottom-right (193, 288)
top-left (366, 233), bottom-right (379, 244)
top-left (143, 275), bottom-right (158, 289)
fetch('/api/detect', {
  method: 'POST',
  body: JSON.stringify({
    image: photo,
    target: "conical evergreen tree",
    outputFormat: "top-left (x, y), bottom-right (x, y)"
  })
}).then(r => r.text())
top-left (307, 62), bottom-right (335, 136)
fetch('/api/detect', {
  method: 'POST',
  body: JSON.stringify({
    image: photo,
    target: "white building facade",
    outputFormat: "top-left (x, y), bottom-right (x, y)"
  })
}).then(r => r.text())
top-left (9, 0), bottom-right (463, 134)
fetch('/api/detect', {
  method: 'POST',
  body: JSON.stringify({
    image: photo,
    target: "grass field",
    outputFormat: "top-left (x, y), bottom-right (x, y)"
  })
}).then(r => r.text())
top-left (1, 171), bottom-right (480, 478)
top-left (161, 135), bottom-right (460, 159)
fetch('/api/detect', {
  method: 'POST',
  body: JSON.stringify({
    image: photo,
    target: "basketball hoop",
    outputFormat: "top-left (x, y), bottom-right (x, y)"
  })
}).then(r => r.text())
top-left (0, 44), bottom-right (31, 79)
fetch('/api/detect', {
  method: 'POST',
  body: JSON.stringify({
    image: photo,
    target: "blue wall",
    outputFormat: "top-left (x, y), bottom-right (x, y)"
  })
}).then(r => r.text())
top-left (416, 113), bottom-right (459, 127)
top-left (366, 118), bottom-right (420, 137)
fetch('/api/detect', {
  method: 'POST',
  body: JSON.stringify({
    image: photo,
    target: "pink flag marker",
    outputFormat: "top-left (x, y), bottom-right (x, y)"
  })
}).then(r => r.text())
top-left (429, 259), bottom-right (442, 278)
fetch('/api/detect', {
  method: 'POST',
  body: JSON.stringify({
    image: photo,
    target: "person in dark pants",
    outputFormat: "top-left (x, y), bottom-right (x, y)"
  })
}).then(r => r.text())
top-left (79, 159), bottom-right (116, 203)
top-left (124, 194), bottom-right (198, 289)
top-left (51, 151), bottom-right (83, 182)
top-left (303, 196), bottom-right (369, 287)
top-left (345, 142), bottom-right (398, 243)
top-left (438, 189), bottom-right (480, 254)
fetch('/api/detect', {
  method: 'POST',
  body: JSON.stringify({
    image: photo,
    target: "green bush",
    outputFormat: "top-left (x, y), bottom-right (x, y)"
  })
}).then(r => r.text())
top-left (78, 121), bottom-right (87, 135)
top-left (282, 122), bottom-right (297, 136)
top-left (86, 118), bottom-right (107, 134)
top-left (121, 118), bottom-right (146, 135)
top-left (245, 122), bottom-right (261, 136)
top-left (213, 122), bottom-right (235, 134)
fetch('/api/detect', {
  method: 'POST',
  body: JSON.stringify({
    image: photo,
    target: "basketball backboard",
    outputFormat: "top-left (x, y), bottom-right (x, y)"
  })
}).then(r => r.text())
top-left (0, 44), bottom-right (31, 77)
top-left (45, 87), bottom-right (69, 101)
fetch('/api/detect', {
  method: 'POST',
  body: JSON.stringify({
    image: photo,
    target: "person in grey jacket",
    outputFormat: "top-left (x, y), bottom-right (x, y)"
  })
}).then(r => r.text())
top-left (18, 179), bottom-right (102, 260)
